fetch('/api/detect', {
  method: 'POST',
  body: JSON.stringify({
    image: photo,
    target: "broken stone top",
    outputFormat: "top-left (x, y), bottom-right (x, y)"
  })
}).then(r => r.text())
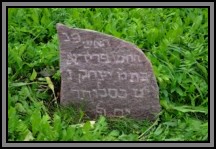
top-left (56, 23), bottom-right (160, 120)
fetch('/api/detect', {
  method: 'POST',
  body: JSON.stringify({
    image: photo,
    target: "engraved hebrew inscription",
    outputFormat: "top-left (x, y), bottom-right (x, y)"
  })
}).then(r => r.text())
top-left (57, 23), bottom-right (160, 120)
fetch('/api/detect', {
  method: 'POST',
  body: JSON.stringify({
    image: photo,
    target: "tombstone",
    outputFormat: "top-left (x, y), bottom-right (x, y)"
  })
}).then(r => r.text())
top-left (56, 23), bottom-right (161, 120)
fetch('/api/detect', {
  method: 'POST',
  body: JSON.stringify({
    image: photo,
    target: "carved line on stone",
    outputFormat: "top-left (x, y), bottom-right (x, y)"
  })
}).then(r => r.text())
top-left (96, 102), bottom-right (106, 116)
top-left (71, 90), bottom-right (80, 98)
top-left (133, 86), bottom-right (150, 98)
top-left (88, 70), bottom-right (98, 79)
top-left (133, 88), bottom-right (144, 98)
top-left (66, 69), bottom-right (73, 80)
top-left (78, 69), bottom-right (88, 84)
top-left (118, 89), bottom-right (127, 98)
top-left (66, 53), bottom-right (78, 65)
top-left (108, 88), bottom-right (118, 98)
top-left (62, 32), bottom-right (81, 43)
top-left (129, 73), bottom-right (139, 82)
top-left (64, 53), bottom-right (142, 65)
top-left (92, 89), bottom-right (98, 98)
top-left (114, 108), bottom-right (131, 116)
top-left (82, 39), bottom-right (110, 49)
top-left (77, 69), bottom-right (149, 83)
top-left (78, 69), bottom-right (113, 83)
top-left (114, 108), bottom-right (124, 116)
top-left (70, 88), bottom-right (128, 99)
top-left (62, 32), bottom-right (70, 42)
top-left (81, 90), bottom-right (92, 100)
top-left (98, 89), bottom-right (108, 98)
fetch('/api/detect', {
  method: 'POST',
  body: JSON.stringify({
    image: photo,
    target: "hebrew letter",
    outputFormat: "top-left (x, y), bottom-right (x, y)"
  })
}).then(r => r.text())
top-left (134, 55), bottom-right (141, 62)
top-left (88, 70), bottom-right (97, 80)
top-left (97, 82), bottom-right (102, 88)
top-left (96, 39), bottom-right (110, 48)
top-left (66, 69), bottom-right (73, 80)
top-left (83, 40), bottom-right (93, 48)
top-left (124, 108), bottom-right (131, 115)
top-left (100, 54), bottom-right (111, 63)
top-left (102, 39), bottom-right (110, 47)
top-left (116, 55), bottom-right (125, 63)
top-left (139, 72), bottom-right (148, 82)
top-left (126, 55), bottom-right (134, 63)
top-left (71, 90), bottom-right (80, 98)
top-left (145, 85), bottom-right (151, 93)
top-left (114, 109), bottom-right (124, 116)
top-left (130, 73), bottom-right (139, 82)
top-left (117, 72), bottom-right (127, 81)
top-left (84, 51), bottom-right (91, 63)
top-left (98, 71), bottom-right (107, 81)
top-left (70, 33), bottom-right (81, 43)
top-left (92, 89), bottom-right (98, 98)
top-left (91, 54), bottom-right (100, 63)
top-left (67, 53), bottom-right (78, 65)
top-left (78, 69), bottom-right (88, 84)
top-left (133, 89), bottom-right (144, 98)
top-left (98, 89), bottom-right (107, 98)
top-left (62, 32), bottom-right (70, 42)
top-left (118, 89), bottom-right (127, 98)
top-left (98, 71), bottom-right (113, 81)
top-left (94, 39), bottom-right (105, 48)
top-left (81, 90), bottom-right (92, 100)
top-left (96, 103), bottom-right (106, 116)
top-left (106, 71), bottom-right (113, 77)
top-left (108, 89), bottom-right (118, 98)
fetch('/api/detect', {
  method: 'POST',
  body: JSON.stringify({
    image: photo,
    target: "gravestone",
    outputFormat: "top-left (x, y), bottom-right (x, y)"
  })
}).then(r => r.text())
top-left (56, 23), bottom-right (161, 120)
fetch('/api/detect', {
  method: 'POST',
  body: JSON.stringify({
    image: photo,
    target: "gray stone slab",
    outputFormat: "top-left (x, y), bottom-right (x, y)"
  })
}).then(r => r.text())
top-left (56, 23), bottom-right (161, 120)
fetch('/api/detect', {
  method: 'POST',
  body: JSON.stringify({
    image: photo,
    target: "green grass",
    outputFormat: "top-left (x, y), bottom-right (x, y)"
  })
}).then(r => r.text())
top-left (8, 8), bottom-right (208, 141)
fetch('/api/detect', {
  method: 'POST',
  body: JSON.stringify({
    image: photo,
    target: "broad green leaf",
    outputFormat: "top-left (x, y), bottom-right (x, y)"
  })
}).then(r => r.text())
top-left (173, 106), bottom-right (207, 114)
top-left (30, 110), bottom-right (41, 135)
top-left (82, 121), bottom-right (92, 134)
top-left (196, 62), bottom-right (207, 79)
top-left (45, 76), bottom-right (55, 96)
top-left (18, 44), bottom-right (27, 56)
top-left (24, 131), bottom-right (34, 141)
top-left (53, 114), bottom-right (62, 132)
top-left (109, 130), bottom-right (120, 137)
top-left (15, 103), bottom-right (26, 113)
top-left (30, 69), bottom-right (37, 81)
top-left (41, 15), bottom-right (48, 26)
top-left (160, 99), bottom-right (172, 110)
top-left (8, 107), bottom-right (17, 133)
top-left (10, 82), bottom-right (36, 87)
top-left (154, 124), bottom-right (163, 136)
top-left (176, 87), bottom-right (184, 96)
top-left (8, 67), bottom-right (12, 75)
top-left (39, 114), bottom-right (52, 138)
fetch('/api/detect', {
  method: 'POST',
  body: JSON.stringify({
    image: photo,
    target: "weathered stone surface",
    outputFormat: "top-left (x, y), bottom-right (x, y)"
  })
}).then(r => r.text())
top-left (56, 23), bottom-right (160, 120)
